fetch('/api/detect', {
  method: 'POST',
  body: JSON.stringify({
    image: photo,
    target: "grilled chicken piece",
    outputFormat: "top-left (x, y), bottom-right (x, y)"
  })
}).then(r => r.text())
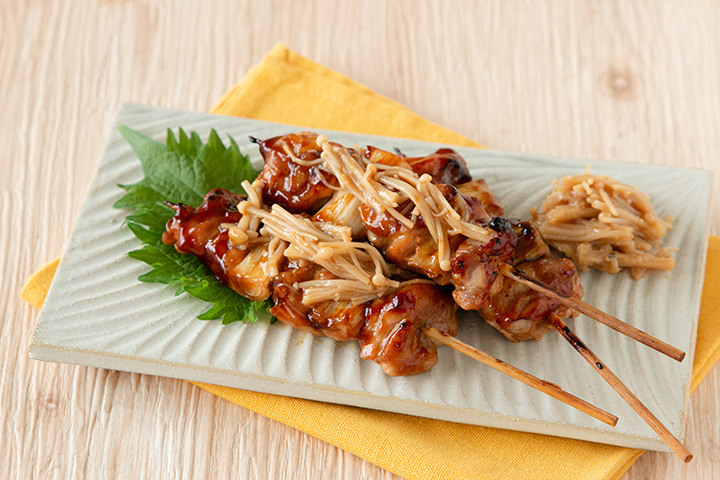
top-left (371, 219), bottom-right (454, 285)
top-left (512, 220), bottom-right (551, 263)
top-left (163, 186), bottom-right (460, 376)
top-left (217, 241), bottom-right (275, 301)
top-left (255, 134), bottom-right (413, 217)
top-left (162, 188), bottom-right (274, 301)
top-left (456, 179), bottom-right (504, 218)
top-left (478, 258), bottom-right (583, 342)
top-left (448, 217), bottom-right (582, 342)
top-left (455, 180), bottom-right (548, 263)
top-left (272, 278), bottom-right (458, 376)
top-left (401, 148), bottom-right (472, 185)
top-left (271, 283), bottom-right (368, 341)
top-left (270, 258), bottom-right (459, 375)
top-left (364, 145), bottom-right (410, 168)
top-left (360, 283), bottom-right (458, 376)
top-left (360, 184), bottom-right (491, 284)
top-left (451, 223), bottom-right (518, 310)
top-left (270, 260), bottom-right (368, 342)
top-left (447, 181), bottom-right (580, 340)
top-left (255, 132), bottom-right (337, 213)
top-left (163, 188), bottom-right (244, 256)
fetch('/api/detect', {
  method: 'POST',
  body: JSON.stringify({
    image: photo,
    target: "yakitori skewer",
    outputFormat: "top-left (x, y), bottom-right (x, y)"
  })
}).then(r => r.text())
top-left (501, 264), bottom-right (686, 362)
top-left (298, 132), bottom-right (685, 360)
top-left (246, 131), bottom-right (693, 456)
top-left (162, 186), bottom-right (618, 424)
top-left (424, 327), bottom-right (617, 426)
top-left (548, 314), bottom-right (692, 462)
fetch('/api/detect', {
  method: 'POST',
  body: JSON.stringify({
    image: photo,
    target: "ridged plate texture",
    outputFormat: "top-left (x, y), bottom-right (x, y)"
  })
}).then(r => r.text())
top-left (30, 104), bottom-right (712, 451)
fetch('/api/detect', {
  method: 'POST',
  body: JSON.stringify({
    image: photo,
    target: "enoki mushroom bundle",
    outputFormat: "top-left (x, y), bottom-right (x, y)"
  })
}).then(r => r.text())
top-left (227, 179), bottom-right (431, 305)
top-left (294, 135), bottom-right (491, 271)
top-left (531, 172), bottom-right (675, 279)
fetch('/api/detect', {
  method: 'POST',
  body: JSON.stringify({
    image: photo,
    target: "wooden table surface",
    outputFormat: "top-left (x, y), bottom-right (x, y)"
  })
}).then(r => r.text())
top-left (2, 1), bottom-right (719, 478)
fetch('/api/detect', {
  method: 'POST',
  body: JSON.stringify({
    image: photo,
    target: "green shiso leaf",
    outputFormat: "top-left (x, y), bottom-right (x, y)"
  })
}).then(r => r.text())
top-left (114, 126), bottom-right (270, 324)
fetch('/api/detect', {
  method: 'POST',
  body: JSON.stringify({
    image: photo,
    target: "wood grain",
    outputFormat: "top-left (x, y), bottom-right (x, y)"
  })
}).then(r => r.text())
top-left (1, 0), bottom-right (718, 478)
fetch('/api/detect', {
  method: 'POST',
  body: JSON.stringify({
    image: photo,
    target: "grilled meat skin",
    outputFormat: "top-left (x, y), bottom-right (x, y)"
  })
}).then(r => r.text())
top-left (360, 283), bottom-right (458, 376)
top-left (251, 133), bottom-right (584, 343)
top-left (256, 132), bottom-right (336, 213)
top-left (162, 188), bottom-right (459, 376)
top-left (402, 148), bottom-right (472, 185)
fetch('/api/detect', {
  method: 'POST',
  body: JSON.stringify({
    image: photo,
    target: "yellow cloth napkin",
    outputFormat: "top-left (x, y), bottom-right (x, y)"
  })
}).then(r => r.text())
top-left (21, 43), bottom-right (720, 480)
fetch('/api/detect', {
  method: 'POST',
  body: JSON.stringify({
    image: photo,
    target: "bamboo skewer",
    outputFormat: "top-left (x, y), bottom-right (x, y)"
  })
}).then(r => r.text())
top-left (423, 327), bottom-right (618, 427)
top-left (546, 314), bottom-right (692, 462)
top-left (500, 264), bottom-right (686, 362)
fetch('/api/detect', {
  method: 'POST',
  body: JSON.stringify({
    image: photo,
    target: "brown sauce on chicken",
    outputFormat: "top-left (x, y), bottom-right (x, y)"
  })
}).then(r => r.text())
top-left (163, 188), bottom-right (274, 301)
top-left (359, 184), bottom-right (491, 284)
top-left (481, 258), bottom-right (583, 342)
top-left (456, 179), bottom-right (505, 218)
top-left (250, 132), bottom-right (584, 343)
top-left (163, 188), bottom-right (243, 257)
top-left (361, 283), bottom-right (458, 376)
top-left (402, 148), bottom-right (472, 185)
top-left (255, 132), bottom-right (337, 213)
top-left (163, 133), bottom-right (586, 375)
top-left (162, 187), bottom-right (458, 376)
top-left (451, 226), bottom-right (519, 311)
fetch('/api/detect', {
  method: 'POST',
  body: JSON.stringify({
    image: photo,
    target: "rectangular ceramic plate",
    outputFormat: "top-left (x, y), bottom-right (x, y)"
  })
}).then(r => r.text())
top-left (30, 103), bottom-right (712, 451)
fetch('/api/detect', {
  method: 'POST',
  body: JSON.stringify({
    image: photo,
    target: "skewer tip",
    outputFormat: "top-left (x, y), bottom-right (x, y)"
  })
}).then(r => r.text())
top-left (548, 314), bottom-right (693, 462)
